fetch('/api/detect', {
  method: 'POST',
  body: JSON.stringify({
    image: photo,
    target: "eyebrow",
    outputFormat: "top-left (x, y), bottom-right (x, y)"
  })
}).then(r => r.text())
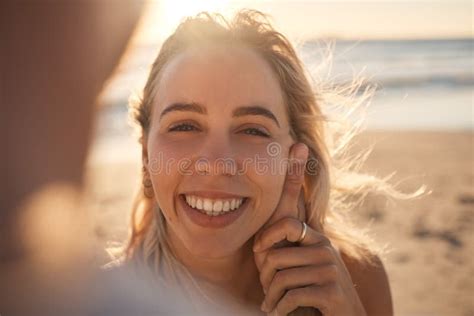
top-left (232, 105), bottom-right (280, 128)
top-left (159, 102), bottom-right (280, 127)
top-left (159, 102), bottom-right (207, 120)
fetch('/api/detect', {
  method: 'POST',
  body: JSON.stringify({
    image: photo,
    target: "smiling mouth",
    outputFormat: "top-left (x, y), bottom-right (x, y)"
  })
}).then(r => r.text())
top-left (180, 194), bottom-right (249, 216)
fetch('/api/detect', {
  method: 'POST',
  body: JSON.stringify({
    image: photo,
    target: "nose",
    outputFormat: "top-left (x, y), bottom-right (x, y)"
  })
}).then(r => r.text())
top-left (194, 135), bottom-right (237, 177)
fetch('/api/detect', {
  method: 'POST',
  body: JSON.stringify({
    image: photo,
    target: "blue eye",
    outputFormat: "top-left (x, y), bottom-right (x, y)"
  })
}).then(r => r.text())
top-left (168, 123), bottom-right (198, 132)
top-left (242, 128), bottom-right (270, 138)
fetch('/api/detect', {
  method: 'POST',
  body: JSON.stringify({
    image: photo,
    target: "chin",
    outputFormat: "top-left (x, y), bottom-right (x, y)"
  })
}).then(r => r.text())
top-left (183, 235), bottom-right (244, 258)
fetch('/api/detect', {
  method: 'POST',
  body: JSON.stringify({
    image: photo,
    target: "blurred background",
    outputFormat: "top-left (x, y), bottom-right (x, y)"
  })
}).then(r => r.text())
top-left (88, 0), bottom-right (472, 165)
top-left (84, 1), bottom-right (473, 315)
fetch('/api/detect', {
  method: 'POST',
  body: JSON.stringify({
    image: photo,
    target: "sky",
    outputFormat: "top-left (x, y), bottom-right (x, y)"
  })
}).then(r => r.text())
top-left (135, 0), bottom-right (473, 43)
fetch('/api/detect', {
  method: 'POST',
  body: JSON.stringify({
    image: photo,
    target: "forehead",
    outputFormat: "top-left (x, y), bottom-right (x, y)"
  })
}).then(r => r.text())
top-left (154, 44), bottom-right (286, 117)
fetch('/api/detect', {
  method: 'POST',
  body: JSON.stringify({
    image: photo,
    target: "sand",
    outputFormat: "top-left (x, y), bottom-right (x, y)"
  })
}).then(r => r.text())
top-left (85, 130), bottom-right (474, 316)
top-left (351, 131), bottom-right (474, 316)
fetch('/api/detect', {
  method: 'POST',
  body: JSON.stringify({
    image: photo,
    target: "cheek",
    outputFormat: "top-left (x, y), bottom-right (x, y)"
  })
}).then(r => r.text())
top-left (147, 134), bottom-right (200, 177)
top-left (258, 174), bottom-right (285, 219)
top-left (146, 139), bottom-right (190, 220)
top-left (148, 137), bottom-right (194, 164)
top-left (244, 152), bottom-right (289, 219)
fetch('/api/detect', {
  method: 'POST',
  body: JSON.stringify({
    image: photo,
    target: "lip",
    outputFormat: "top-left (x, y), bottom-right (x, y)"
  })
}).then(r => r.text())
top-left (181, 190), bottom-right (248, 199)
top-left (178, 194), bottom-right (249, 229)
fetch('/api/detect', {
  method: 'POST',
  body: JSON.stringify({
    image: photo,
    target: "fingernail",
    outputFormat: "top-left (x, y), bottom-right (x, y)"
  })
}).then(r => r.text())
top-left (294, 143), bottom-right (309, 161)
top-left (290, 143), bottom-right (308, 165)
top-left (290, 144), bottom-right (308, 177)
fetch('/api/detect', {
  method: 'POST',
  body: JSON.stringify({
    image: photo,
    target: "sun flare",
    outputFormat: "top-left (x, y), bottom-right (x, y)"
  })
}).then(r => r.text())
top-left (139, 0), bottom-right (235, 43)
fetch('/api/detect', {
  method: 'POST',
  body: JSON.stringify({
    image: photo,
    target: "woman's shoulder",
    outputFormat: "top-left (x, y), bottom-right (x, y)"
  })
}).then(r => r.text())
top-left (339, 249), bottom-right (394, 316)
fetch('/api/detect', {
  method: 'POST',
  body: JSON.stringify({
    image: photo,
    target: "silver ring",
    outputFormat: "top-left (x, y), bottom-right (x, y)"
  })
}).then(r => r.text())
top-left (296, 222), bottom-right (308, 243)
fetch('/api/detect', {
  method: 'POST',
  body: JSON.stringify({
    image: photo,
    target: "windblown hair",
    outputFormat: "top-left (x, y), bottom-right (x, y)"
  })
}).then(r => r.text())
top-left (110, 8), bottom-right (423, 313)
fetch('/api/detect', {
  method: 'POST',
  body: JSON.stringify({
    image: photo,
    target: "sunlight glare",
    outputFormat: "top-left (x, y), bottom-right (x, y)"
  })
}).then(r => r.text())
top-left (140, 0), bottom-right (234, 44)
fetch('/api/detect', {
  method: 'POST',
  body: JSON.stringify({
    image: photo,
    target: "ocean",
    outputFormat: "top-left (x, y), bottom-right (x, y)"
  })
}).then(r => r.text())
top-left (89, 38), bottom-right (473, 164)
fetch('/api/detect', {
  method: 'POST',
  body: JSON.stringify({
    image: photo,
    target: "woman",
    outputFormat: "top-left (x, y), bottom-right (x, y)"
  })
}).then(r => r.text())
top-left (118, 9), bottom-right (398, 316)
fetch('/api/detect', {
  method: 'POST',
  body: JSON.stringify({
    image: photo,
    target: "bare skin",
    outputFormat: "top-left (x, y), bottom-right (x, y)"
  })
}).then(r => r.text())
top-left (343, 252), bottom-right (394, 316)
top-left (252, 143), bottom-right (393, 315)
top-left (1, 0), bottom-right (143, 261)
top-left (1, 2), bottom-right (150, 315)
top-left (143, 44), bottom-right (393, 315)
top-left (144, 44), bottom-right (292, 309)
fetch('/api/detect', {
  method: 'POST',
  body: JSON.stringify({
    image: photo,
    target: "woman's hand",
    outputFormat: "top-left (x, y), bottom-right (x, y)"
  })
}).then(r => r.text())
top-left (252, 143), bottom-right (367, 316)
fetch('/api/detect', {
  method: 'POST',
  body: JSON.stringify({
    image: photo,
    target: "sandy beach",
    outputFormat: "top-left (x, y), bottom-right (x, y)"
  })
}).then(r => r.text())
top-left (85, 130), bottom-right (474, 316)
top-left (351, 131), bottom-right (473, 316)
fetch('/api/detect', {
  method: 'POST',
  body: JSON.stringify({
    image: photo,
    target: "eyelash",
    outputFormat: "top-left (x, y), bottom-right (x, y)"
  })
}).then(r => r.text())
top-left (168, 123), bottom-right (270, 138)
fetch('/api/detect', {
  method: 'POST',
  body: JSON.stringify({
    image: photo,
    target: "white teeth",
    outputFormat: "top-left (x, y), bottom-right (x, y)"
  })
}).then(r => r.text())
top-left (203, 199), bottom-right (213, 212)
top-left (186, 195), bottom-right (195, 208)
top-left (196, 199), bottom-right (203, 209)
top-left (235, 199), bottom-right (242, 209)
top-left (183, 195), bottom-right (245, 215)
top-left (213, 200), bottom-right (223, 212)
top-left (223, 201), bottom-right (230, 212)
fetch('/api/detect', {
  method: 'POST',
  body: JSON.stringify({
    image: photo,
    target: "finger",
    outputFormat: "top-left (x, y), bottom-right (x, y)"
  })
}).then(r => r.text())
top-left (262, 264), bottom-right (338, 313)
top-left (253, 217), bottom-right (331, 252)
top-left (266, 143), bottom-right (308, 225)
top-left (252, 144), bottom-right (309, 275)
top-left (271, 284), bottom-right (335, 316)
top-left (258, 245), bottom-right (335, 292)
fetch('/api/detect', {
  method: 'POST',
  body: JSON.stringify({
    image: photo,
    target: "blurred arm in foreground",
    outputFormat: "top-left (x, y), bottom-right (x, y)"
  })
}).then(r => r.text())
top-left (1, 1), bottom-right (142, 259)
top-left (0, 2), bottom-right (195, 315)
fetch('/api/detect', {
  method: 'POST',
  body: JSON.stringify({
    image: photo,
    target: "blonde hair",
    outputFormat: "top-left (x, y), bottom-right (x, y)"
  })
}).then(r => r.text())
top-left (113, 8), bottom-right (424, 313)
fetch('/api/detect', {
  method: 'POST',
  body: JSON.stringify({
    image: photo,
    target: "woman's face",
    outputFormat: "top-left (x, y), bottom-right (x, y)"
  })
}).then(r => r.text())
top-left (145, 44), bottom-right (294, 258)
